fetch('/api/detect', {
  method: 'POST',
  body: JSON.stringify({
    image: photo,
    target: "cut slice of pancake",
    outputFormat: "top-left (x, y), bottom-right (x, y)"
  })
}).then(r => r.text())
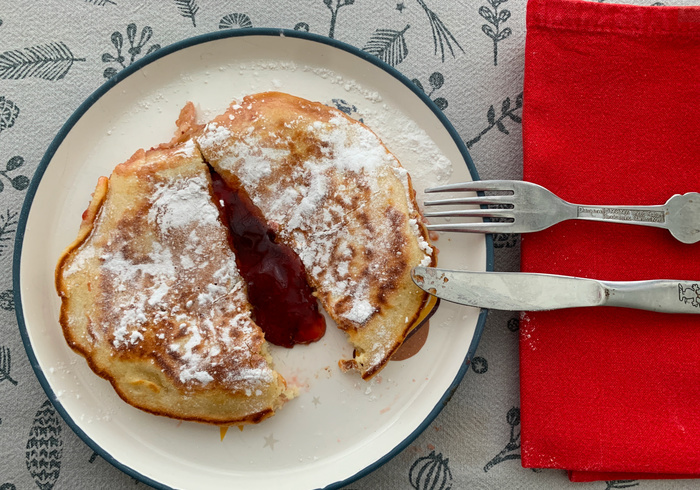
top-left (56, 140), bottom-right (293, 425)
top-left (195, 92), bottom-right (437, 379)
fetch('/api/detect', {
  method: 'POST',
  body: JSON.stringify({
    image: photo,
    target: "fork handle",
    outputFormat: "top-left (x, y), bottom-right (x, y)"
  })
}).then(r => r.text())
top-left (574, 204), bottom-right (667, 229)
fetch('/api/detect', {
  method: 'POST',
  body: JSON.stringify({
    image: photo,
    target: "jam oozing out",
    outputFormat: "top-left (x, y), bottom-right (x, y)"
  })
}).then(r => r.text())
top-left (208, 167), bottom-right (326, 348)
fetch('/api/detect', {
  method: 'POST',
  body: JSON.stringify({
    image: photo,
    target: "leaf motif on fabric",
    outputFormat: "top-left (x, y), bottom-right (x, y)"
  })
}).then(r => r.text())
top-left (83, 0), bottom-right (116, 5)
top-left (479, 5), bottom-right (497, 25)
top-left (0, 156), bottom-right (29, 193)
top-left (26, 401), bottom-right (63, 490)
top-left (110, 31), bottom-right (123, 52)
top-left (324, 0), bottom-right (355, 39)
top-left (466, 92), bottom-right (523, 148)
top-left (487, 105), bottom-right (496, 125)
top-left (0, 346), bottom-right (17, 385)
top-left (605, 481), bottom-right (640, 490)
top-left (175, 0), bottom-right (200, 27)
top-left (0, 43), bottom-right (85, 81)
top-left (484, 407), bottom-right (521, 472)
top-left (0, 208), bottom-right (17, 256)
top-left (428, 72), bottom-right (444, 90)
top-left (0, 289), bottom-right (14, 311)
top-left (219, 13), bottom-right (253, 30)
top-left (416, 0), bottom-right (464, 62)
top-left (497, 27), bottom-right (512, 42)
top-left (102, 24), bottom-right (160, 79)
top-left (433, 97), bottom-right (447, 110)
top-left (362, 25), bottom-right (410, 67)
top-left (482, 24), bottom-right (497, 40)
top-left (479, 0), bottom-right (512, 65)
top-left (0, 97), bottom-right (19, 134)
top-left (413, 72), bottom-right (449, 111)
top-left (6, 155), bottom-right (23, 171)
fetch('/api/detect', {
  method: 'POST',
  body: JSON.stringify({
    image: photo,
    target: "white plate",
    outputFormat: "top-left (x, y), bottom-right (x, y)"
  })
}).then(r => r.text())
top-left (15, 30), bottom-right (491, 490)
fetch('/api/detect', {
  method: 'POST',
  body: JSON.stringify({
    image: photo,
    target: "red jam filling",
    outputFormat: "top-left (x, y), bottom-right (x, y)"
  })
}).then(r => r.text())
top-left (209, 168), bottom-right (326, 348)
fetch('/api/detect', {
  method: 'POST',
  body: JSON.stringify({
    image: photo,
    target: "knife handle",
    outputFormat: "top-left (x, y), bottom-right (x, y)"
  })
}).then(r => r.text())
top-left (603, 280), bottom-right (700, 314)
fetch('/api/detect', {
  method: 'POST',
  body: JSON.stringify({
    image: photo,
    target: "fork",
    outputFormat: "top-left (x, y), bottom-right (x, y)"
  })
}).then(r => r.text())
top-left (423, 180), bottom-right (700, 244)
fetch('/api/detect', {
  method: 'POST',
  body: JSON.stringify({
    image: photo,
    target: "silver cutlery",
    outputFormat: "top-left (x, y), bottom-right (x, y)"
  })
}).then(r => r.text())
top-left (411, 267), bottom-right (700, 314)
top-left (423, 180), bottom-right (700, 244)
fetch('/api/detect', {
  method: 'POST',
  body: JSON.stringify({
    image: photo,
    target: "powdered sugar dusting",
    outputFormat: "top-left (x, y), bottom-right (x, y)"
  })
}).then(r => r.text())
top-left (197, 99), bottom-right (434, 343)
top-left (198, 122), bottom-right (232, 149)
top-left (321, 116), bottom-right (394, 174)
top-left (64, 155), bottom-right (276, 393)
top-left (172, 138), bottom-right (196, 157)
top-left (148, 176), bottom-right (220, 234)
top-left (64, 245), bottom-right (95, 277)
top-left (212, 60), bottom-right (452, 192)
top-left (343, 298), bottom-right (374, 324)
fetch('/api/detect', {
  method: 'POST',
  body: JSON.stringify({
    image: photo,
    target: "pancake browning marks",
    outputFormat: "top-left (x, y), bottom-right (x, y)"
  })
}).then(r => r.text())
top-left (56, 141), bottom-right (292, 425)
top-left (196, 92), bottom-right (436, 379)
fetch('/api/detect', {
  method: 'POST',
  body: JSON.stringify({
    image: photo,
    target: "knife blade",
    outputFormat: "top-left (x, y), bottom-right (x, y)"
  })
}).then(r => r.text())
top-left (411, 267), bottom-right (700, 314)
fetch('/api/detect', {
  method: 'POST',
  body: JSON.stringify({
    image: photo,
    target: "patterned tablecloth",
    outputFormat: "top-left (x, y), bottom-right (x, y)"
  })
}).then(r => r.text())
top-left (1, 1), bottom-right (698, 489)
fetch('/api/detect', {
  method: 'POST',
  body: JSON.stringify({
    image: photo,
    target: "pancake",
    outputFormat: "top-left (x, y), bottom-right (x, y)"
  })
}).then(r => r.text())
top-left (55, 140), bottom-right (293, 425)
top-left (195, 92), bottom-right (437, 379)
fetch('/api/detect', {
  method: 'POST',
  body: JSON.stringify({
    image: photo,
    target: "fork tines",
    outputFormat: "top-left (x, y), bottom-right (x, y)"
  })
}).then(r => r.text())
top-left (424, 180), bottom-right (517, 193)
top-left (423, 180), bottom-right (515, 232)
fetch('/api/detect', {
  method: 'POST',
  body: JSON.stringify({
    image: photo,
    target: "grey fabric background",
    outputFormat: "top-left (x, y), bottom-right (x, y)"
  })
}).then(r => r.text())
top-left (1, 1), bottom-right (698, 489)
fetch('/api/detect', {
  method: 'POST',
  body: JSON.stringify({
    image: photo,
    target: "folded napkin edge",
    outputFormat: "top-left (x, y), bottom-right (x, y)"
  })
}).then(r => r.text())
top-left (527, 0), bottom-right (700, 37)
top-left (568, 470), bottom-right (700, 482)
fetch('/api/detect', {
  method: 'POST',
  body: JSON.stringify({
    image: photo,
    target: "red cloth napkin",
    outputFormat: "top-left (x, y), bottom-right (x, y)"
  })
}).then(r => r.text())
top-left (520, 0), bottom-right (700, 481)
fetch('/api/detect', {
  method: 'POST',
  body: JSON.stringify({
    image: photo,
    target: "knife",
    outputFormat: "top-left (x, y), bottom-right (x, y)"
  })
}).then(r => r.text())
top-left (411, 267), bottom-right (700, 314)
